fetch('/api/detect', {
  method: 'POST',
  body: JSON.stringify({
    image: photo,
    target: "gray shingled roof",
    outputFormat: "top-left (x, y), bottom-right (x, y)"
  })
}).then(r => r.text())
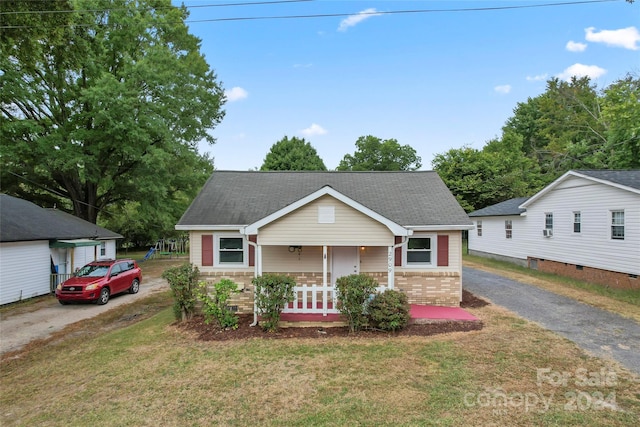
top-left (577, 170), bottom-right (640, 190)
top-left (178, 171), bottom-right (472, 227)
top-left (468, 197), bottom-right (529, 217)
top-left (0, 194), bottom-right (122, 242)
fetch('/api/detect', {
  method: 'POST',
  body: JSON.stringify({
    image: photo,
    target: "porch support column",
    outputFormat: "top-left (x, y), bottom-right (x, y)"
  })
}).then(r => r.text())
top-left (322, 245), bottom-right (328, 316)
top-left (387, 245), bottom-right (395, 290)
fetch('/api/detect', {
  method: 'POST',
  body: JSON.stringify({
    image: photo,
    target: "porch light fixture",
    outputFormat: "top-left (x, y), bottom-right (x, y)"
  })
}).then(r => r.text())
top-left (288, 245), bottom-right (302, 253)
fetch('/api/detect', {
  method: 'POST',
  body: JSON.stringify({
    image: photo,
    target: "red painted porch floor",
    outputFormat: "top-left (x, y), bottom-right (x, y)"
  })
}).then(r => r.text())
top-left (279, 304), bottom-right (478, 324)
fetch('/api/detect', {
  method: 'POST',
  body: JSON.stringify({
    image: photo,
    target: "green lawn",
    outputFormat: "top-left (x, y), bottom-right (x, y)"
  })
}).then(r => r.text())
top-left (1, 291), bottom-right (639, 426)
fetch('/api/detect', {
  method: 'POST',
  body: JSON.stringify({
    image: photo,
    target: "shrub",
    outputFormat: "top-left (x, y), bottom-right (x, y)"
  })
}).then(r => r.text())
top-left (368, 289), bottom-right (411, 331)
top-left (162, 263), bottom-right (199, 322)
top-left (335, 274), bottom-right (379, 333)
top-left (197, 278), bottom-right (240, 330)
top-left (253, 274), bottom-right (296, 332)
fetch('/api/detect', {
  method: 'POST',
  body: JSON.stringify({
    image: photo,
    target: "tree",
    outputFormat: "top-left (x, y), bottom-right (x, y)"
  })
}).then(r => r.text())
top-left (600, 75), bottom-right (640, 169)
top-left (433, 134), bottom-right (542, 212)
top-left (260, 136), bottom-right (327, 171)
top-left (0, 0), bottom-right (225, 224)
top-left (337, 135), bottom-right (422, 171)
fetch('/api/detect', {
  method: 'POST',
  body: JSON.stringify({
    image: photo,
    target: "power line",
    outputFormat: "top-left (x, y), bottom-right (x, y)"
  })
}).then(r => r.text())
top-left (0, 0), bottom-right (314, 16)
top-left (0, 0), bottom-right (622, 28)
top-left (185, 0), bottom-right (621, 24)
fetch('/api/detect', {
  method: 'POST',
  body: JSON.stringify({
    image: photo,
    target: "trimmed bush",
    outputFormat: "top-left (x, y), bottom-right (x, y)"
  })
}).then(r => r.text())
top-left (162, 263), bottom-right (199, 322)
top-left (197, 278), bottom-right (240, 330)
top-left (368, 289), bottom-right (411, 331)
top-left (335, 274), bottom-right (379, 333)
top-left (253, 274), bottom-right (295, 332)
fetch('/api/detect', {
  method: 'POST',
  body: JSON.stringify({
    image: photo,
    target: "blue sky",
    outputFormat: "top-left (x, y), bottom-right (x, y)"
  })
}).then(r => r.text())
top-left (177, 0), bottom-right (639, 170)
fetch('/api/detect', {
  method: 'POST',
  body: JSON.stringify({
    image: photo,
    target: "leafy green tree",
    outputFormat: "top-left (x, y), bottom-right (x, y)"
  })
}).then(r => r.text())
top-left (433, 133), bottom-right (542, 212)
top-left (600, 75), bottom-right (640, 169)
top-left (337, 135), bottom-right (422, 171)
top-left (0, 0), bottom-right (224, 225)
top-left (260, 136), bottom-right (327, 171)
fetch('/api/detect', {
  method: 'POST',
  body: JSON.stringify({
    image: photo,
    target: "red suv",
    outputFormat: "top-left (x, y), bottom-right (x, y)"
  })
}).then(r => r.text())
top-left (56, 259), bottom-right (142, 305)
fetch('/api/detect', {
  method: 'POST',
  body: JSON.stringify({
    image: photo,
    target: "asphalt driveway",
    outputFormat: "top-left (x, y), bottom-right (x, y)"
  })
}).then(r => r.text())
top-left (463, 267), bottom-right (640, 377)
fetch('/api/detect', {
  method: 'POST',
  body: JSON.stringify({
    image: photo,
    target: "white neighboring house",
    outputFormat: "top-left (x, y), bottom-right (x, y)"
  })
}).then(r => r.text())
top-left (0, 194), bottom-right (122, 305)
top-left (469, 170), bottom-right (640, 289)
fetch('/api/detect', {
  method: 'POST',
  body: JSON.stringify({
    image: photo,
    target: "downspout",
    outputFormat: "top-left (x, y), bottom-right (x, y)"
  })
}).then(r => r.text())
top-left (246, 236), bottom-right (259, 327)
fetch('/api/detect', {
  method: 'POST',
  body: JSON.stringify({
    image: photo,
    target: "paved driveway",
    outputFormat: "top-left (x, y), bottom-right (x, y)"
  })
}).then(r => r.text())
top-left (463, 267), bottom-right (640, 377)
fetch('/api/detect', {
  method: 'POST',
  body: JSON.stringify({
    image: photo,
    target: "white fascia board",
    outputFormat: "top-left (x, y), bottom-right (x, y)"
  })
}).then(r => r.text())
top-left (243, 185), bottom-right (410, 236)
top-left (175, 225), bottom-right (245, 231)
top-left (520, 170), bottom-right (640, 209)
top-left (408, 225), bottom-right (475, 231)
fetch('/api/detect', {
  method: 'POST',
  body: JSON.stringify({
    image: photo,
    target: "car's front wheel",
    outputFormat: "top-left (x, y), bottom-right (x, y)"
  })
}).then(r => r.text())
top-left (129, 278), bottom-right (140, 294)
top-left (96, 288), bottom-right (110, 305)
top-left (58, 300), bottom-right (69, 305)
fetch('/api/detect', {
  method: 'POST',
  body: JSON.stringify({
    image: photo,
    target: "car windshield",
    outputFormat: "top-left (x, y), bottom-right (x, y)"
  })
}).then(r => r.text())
top-left (76, 265), bottom-right (109, 278)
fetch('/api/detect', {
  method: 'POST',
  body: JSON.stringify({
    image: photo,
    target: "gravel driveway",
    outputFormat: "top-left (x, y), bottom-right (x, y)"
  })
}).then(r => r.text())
top-left (463, 267), bottom-right (640, 376)
top-left (0, 277), bottom-right (169, 355)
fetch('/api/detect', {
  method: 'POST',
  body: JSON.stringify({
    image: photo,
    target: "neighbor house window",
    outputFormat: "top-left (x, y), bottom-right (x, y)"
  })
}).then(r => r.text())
top-left (215, 234), bottom-right (246, 266)
top-left (404, 235), bottom-right (434, 266)
top-left (573, 212), bottom-right (581, 233)
top-left (545, 213), bottom-right (553, 230)
top-left (611, 211), bottom-right (625, 240)
top-left (505, 220), bottom-right (513, 239)
top-left (477, 220), bottom-right (483, 237)
top-left (100, 242), bottom-right (106, 257)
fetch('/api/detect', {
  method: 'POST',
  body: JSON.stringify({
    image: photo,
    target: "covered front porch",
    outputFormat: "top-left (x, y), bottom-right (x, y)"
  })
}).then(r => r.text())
top-left (249, 243), bottom-right (399, 317)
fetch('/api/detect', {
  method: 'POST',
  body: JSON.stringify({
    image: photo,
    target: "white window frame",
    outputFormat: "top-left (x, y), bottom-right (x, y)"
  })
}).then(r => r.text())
top-left (573, 211), bottom-right (581, 234)
top-left (477, 220), bottom-right (482, 237)
top-left (505, 220), bottom-right (513, 239)
top-left (403, 233), bottom-right (436, 268)
top-left (214, 233), bottom-right (248, 267)
top-left (611, 210), bottom-right (625, 240)
top-left (100, 242), bottom-right (106, 257)
top-left (545, 212), bottom-right (553, 230)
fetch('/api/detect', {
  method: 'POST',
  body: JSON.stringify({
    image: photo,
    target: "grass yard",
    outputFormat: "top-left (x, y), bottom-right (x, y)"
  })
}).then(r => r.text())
top-left (1, 293), bottom-right (639, 426)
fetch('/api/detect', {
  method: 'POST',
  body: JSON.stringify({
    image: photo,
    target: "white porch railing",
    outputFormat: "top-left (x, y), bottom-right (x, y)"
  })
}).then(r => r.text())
top-left (283, 284), bottom-right (388, 316)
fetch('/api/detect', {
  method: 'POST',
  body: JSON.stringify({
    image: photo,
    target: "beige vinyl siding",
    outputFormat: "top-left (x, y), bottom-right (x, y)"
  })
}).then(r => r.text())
top-left (258, 195), bottom-right (394, 246)
top-left (262, 245), bottom-right (324, 272)
top-left (189, 231), bottom-right (254, 273)
top-left (360, 246), bottom-right (388, 272)
top-left (397, 231), bottom-right (462, 273)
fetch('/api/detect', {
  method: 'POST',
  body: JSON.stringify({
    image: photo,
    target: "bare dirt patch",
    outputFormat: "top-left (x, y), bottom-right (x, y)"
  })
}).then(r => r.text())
top-left (175, 289), bottom-right (487, 342)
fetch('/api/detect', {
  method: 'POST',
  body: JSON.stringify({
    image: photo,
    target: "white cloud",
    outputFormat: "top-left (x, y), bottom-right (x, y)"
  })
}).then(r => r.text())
top-left (585, 26), bottom-right (640, 50)
top-left (566, 41), bottom-right (587, 52)
top-left (494, 85), bottom-right (512, 94)
top-left (300, 123), bottom-right (328, 137)
top-left (557, 63), bottom-right (607, 81)
top-left (338, 8), bottom-right (381, 32)
top-left (526, 73), bottom-right (548, 82)
top-left (294, 63), bottom-right (313, 68)
top-left (224, 86), bottom-right (248, 102)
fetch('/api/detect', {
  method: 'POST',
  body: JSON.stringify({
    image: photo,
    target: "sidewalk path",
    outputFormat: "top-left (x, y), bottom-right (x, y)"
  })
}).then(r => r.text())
top-left (463, 267), bottom-right (640, 377)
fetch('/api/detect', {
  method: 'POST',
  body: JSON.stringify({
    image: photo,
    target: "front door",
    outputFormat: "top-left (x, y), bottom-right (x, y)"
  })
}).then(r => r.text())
top-left (331, 246), bottom-right (359, 285)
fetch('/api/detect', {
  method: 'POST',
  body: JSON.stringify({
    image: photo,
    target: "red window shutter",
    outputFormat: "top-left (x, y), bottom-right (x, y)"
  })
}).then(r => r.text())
top-left (437, 235), bottom-right (449, 267)
top-left (202, 235), bottom-right (213, 266)
top-left (248, 235), bottom-right (257, 267)
top-left (394, 236), bottom-right (402, 266)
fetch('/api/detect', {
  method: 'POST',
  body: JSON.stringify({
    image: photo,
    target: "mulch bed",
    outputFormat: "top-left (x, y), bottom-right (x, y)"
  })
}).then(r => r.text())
top-left (175, 289), bottom-right (489, 342)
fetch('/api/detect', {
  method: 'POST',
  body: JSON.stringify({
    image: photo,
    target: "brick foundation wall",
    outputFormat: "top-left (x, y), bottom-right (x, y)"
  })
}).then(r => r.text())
top-left (200, 270), bottom-right (462, 313)
top-left (528, 258), bottom-right (639, 290)
top-left (394, 271), bottom-right (461, 306)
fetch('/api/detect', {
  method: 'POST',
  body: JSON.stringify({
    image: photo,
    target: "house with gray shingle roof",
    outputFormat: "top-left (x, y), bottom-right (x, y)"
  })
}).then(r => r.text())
top-left (176, 171), bottom-right (473, 315)
top-left (468, 170), bottom-right (640, 289)
top-left (0, 194), bottom-right (122, 305)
